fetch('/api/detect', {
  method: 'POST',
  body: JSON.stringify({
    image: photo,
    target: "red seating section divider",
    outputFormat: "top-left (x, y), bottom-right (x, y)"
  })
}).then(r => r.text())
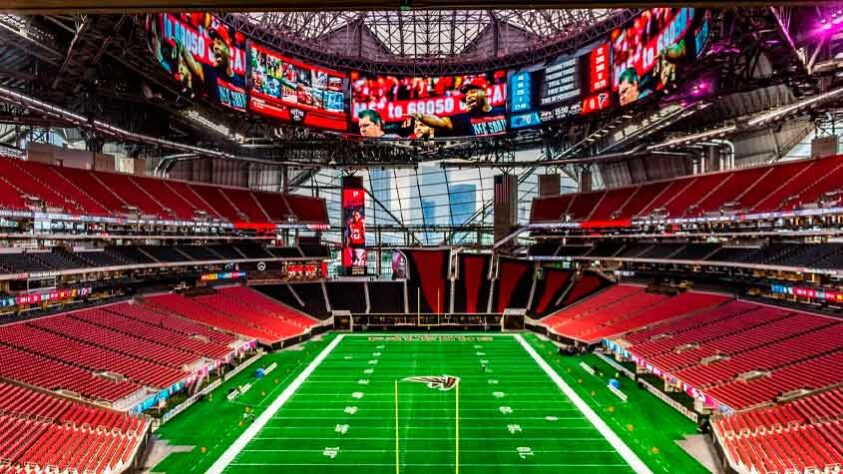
top-left (495, 259), bottom-right (530, 313)
top-left (531, 269), bottom-right (573, 317)
top-left (406, 249), bottom-right (449, 314)
top-left (460, 254), bottom-right (487, 314)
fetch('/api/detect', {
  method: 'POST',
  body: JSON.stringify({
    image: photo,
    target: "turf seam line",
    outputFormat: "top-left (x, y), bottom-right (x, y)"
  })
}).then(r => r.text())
top-left (205, 334), bottom-right (345, 474)
top-left (514, 334), bottom-right (654, 474)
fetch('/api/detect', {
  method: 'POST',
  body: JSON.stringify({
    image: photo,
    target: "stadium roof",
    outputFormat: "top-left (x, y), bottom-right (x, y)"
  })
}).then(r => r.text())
top-left (1, 0), bottom-right (817, 14)
top-left (244, 10), bottom-right (616, 59)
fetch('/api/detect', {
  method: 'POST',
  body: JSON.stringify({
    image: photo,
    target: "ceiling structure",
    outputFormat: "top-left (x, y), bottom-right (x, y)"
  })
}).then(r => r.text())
top-left (0, 5), bottom-right (841, 243)
top-left (245, 9), bottom-right (616, 61)
top-left (0, 0), bottom-right (825, 14)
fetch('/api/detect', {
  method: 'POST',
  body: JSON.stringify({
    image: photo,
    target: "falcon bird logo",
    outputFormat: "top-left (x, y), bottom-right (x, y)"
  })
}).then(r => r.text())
top-left (402, 375), bottom-right (460, 391)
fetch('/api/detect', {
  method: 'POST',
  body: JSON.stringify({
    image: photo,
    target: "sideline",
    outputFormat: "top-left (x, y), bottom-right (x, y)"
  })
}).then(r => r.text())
top-left (205, 334), bottom-right (345, 474)
top-left (514, 334), bottom-right (653, 474)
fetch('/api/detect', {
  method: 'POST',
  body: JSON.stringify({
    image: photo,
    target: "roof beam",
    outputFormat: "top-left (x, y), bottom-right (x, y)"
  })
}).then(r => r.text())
top-left (0, 0), bottom-right (824, 14)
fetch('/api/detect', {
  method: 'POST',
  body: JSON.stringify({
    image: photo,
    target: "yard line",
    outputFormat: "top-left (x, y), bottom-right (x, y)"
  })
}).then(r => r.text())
top-left (242, 449), bottom-right (619, 454)
top-left (267, 416), bottom-right (587, 420)
top-left (252, 436), bottom-right (608, 441)
top-left (515, 334), bottom-right (653, 474)
top-left (229, 463), bottom-right (631, 468)
top-left (205, 334), bottom-right (345, 474)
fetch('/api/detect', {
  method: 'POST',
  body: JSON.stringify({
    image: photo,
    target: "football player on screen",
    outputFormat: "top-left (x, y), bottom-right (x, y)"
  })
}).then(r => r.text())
top-left (409, 77), bottom-right (506, 137)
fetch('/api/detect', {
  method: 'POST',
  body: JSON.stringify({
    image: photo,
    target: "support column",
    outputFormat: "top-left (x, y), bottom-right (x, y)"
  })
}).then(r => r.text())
top-left (493, 174), bottom-right (518, 247)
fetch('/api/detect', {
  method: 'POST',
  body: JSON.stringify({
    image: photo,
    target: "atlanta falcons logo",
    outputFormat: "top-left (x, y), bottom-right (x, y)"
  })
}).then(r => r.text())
top-left (402, 375), bottom-right (460, 391)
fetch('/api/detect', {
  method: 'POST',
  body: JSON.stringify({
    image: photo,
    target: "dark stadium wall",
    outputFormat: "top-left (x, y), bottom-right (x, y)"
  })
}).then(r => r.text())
top-left (326, 281), bottom-right (367, 313)
top-left (495, 258), bottom-right (533, 312)
top-left (530, 268), bottom-right (574, 317)
top-left (367, 281), bottom-right (406, 313)
top-left (253, 284), bottom-right (302, 309)
top-left (454, 253), bottom-right (492, 314)
top-left (254, 283), bottom-right (329, 318)
top-left (405, 249), bottom-right (450, 314)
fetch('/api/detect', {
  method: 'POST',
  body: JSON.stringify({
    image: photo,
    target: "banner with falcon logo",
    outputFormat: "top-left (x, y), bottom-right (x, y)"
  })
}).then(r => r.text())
top-left (402, 375), bottom-right (460, 391)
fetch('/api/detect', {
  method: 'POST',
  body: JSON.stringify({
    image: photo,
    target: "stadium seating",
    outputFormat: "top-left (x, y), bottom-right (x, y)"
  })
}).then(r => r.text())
top-left (0, 323), bottom-right (186, 389)
top-left (0, 243), bottom-right (314, 276)
top-left (533, 240), bottom-right (843, 272)
top-left (146, 287), bottom-right (317, 344)
top-left (197, 292), bottom-right (312, 336)
top-left (0, 156), bottom-right (328, 225)
top-left (619, 300), bottom-right (843, 410)
top-left (147, 293), bottom-right (279, 343)
top-left (74, 306), bottom-right (233, 360)
top-left (705, 352), bottom-right (843, 410)
top-left (0, 343), bottom-right (142, 402)
top-left (112, 301), bottom-right (237, 347)
top-left (713, 388), bottom-right (843, 474)
top-left (218, 286), bottom-right (318, 330)
top-left (0, 382), bottom-right (146, 435)
top-left (0, 382), bottom-right (147, 474)
top-left (542, 285), bottom-right (729, 343)
top-left (31, 312), bottom-right (201, 369)
top-left (530, 154), bottom-right (843, 224)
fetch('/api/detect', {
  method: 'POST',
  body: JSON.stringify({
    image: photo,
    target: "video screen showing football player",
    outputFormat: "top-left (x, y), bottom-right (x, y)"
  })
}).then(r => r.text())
top-left (410, 77), bottom-right (506, 137)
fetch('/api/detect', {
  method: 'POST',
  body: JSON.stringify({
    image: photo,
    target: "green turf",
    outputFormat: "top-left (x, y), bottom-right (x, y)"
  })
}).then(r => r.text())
top-left (154, 332), bottom-right (706, 474)
top-left (152, 334), bottom-right (335, 474)
top-left (521, 333), bottom-right (708, 474)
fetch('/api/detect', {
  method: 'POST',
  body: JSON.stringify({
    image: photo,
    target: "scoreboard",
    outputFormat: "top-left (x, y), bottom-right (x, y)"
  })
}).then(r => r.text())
top-left (508, 42), bottom-right (611, 130)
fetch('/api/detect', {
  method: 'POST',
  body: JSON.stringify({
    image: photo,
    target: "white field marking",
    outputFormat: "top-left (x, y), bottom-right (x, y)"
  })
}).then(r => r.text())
top-left (253, 436), bottom-right (607, 441)
top-left (280, 392), bottom-right (558, 397)
top-left (228, 463), bottom-right (629, 468)
top-left (258, 425), bottom-right (596, 431)
top-left (205, 334), bottom-right (345, 474)
top-left (242, 448), bottom-right (616, 454)
top-left (266, 416), bottom-right (588, 421)
top-left (514, 334), bottom-right (653, 474)
top-left (275, 407), bottom-right (579, 412)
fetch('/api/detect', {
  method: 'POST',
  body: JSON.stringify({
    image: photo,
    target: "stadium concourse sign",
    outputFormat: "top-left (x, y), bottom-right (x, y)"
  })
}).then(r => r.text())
top-left (0, 0), bottom-right (814, 13)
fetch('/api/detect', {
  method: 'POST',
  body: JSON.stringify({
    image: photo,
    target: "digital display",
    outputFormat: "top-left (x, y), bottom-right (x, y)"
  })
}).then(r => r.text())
top-left (351, 71), bottom-right (507, 138)
top-left (3, 287), bottom-right (92, 307)
top-left (611, 7), bottom-right (706, 107)
top-left (248, 43), bottom-right (348, 131)
top-left (282, 260), bottom-right (327, 281)
top-left (342, 181), bottom-right (367, 275)
top-left (508, 43), bottom-right (611, 130)
top-left (149, 13), bottom-right (248, 112)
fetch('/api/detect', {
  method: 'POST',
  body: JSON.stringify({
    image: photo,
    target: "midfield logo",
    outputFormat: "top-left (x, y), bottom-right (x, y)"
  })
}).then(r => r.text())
top-left (402, 375), bottom-right (460, 391)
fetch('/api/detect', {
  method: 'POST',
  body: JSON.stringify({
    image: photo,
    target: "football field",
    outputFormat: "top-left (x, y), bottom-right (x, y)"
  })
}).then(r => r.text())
top-left (206, 334), bottom-right (650, 474)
